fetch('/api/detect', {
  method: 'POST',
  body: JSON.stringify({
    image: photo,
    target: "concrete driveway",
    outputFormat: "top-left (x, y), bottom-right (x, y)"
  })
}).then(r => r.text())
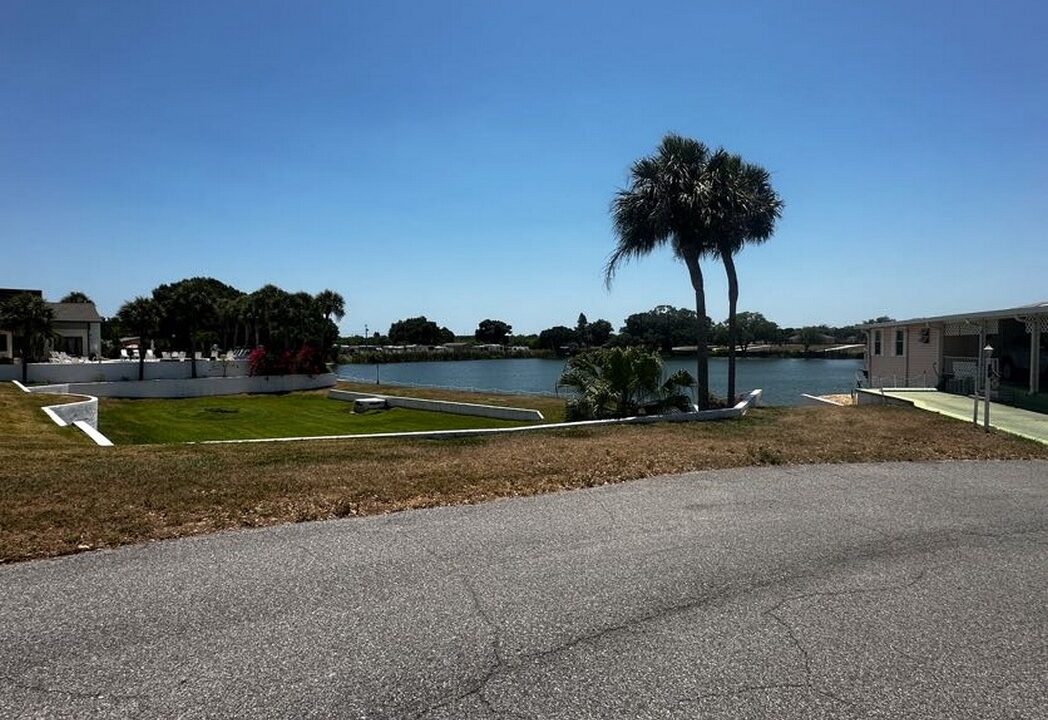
top-left (2, 461), bottom-right (1046, 719)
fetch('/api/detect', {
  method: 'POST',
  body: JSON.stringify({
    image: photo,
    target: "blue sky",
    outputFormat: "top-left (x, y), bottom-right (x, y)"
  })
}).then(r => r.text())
top-left (2, 1), bottom-right (1045, 335)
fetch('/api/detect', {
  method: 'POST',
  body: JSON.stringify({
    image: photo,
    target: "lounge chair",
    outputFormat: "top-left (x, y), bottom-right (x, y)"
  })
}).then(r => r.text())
top-left (120, 349), bottom-right (129, 360)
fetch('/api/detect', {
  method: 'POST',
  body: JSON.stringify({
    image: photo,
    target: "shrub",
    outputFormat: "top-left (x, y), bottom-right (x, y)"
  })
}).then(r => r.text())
top-left (558, 347), bottom-right (695, 420)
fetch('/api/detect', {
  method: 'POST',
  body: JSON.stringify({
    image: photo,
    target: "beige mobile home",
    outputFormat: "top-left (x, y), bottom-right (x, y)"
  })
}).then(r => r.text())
top-left (861, 301), bottom-right (1047, 409)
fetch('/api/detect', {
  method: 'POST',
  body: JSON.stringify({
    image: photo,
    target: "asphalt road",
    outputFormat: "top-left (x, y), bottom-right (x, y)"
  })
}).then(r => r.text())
top-left (2, 461), bottom-right (1047, 719)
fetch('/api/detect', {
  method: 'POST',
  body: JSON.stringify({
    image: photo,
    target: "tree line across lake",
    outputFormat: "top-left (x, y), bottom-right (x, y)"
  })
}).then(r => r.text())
top-left (338, 305), bottom-right (881, 362)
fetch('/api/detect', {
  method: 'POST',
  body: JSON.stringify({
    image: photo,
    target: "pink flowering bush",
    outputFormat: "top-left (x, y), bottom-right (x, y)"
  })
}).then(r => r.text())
top-left (248, 344), bottom-right (327, 376)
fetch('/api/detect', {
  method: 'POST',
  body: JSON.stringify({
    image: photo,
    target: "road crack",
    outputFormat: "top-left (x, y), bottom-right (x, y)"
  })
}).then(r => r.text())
top-left (0, 674), bottom-right (140, 703)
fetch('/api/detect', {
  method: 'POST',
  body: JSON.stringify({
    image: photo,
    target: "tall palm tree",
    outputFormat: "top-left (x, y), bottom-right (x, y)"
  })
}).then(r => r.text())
top-left (608, 134), bottom-right (722, 408)
top-left (707, 153), bottom-right (783, 401)
top-left (0, 293), bottom-right (54, 383)
top-left (314, 290), bottom-right (346, 361)
top-left (248, 285), bottom-right (286, 348)
top-left (117, 296), bottom-right (160, 381)
top-left (167, 284), bottom-right (217, 379)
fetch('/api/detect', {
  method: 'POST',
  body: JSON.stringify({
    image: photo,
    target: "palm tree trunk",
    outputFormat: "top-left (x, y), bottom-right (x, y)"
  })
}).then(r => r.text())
top-left (684, 253), bottom-right (710, 410)
top-left (138, 339), bottom-right (145, 381)
top-left (189, 330), bottom-right (197, 379)
top-left (724, 253), bottom-right (739, 402)
top-left (19, 335), bottom-right (28, 384)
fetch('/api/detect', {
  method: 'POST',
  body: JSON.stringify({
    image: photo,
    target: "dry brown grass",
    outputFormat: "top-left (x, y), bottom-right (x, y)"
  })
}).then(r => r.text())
top-left (2, 383), bottom-right (1045, 563)
top-left (0, 385), bottom-right (87, 450)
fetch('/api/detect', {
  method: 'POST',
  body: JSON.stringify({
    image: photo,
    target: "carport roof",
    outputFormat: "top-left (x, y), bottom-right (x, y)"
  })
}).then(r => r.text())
top-left (859, 300), bottom-right (1048, 329)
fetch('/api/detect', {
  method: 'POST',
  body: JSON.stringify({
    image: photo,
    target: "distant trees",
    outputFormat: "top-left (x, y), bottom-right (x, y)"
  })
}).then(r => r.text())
top-left (537, 325), bottom-right (577, 352)
top-left (532, 312), bottom-right (615, 354)
top-left (558, 347), bottom-right (695, 420)
top-left (388, 316), bottom-right (454, 345)
top-left (59, 291), bottom-right (93, 304)
top-left (619, 305), bottom-right (706, 353)
top-left (475, 319), bottom-right (512, 344)
top-left (734, 311), bottom-right (780, 353)
top-left (797, 326), bottom-right (826, 354)
top-left (112, 277), bottom-right (346, 369)
top-left (0, 293), bottom-right (54, 383)
top-left (584, 319), bottom-right (614, 347)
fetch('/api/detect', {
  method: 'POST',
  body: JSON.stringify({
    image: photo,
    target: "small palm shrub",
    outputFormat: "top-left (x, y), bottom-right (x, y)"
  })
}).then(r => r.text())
top-left (558, 347), bottom-right (695, 420)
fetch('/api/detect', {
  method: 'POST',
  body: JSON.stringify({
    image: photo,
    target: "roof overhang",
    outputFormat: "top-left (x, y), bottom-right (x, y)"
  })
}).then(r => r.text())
top-left (859, 301), bottom-right (1048, 330)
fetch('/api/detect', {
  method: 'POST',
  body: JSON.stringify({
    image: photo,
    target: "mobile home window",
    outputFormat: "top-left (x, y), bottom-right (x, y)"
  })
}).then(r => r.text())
top-left (894, 329), bottom-right (905, 356)
top-left (873, 330), bottom-right (882, 356)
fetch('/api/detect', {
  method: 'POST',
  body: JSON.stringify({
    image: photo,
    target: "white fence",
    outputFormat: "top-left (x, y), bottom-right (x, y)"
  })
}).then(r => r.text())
top-left (0, 359), bottom-right (252, 384)
top-left (31, 373), bottom-right (337, 399)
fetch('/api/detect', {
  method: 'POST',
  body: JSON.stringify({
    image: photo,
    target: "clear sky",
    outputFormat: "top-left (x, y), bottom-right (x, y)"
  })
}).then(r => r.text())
top-left (2, 1), bottom-right (1045, 335)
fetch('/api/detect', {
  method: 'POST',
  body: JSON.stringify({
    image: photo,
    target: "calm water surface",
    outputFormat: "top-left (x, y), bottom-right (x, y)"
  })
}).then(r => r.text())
top-left (336, 357), bottom-right (863, 406)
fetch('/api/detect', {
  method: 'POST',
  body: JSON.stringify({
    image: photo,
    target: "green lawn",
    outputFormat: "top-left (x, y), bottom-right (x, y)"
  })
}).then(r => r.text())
top-left (99, 392), bottom-right (528, 444)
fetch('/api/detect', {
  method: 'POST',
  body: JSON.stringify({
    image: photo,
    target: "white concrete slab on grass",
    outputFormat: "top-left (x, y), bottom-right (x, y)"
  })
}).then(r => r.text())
top-left (329, 389), bottom-right (545, 421)
top-left (197, 389), bottom-right (763, 445)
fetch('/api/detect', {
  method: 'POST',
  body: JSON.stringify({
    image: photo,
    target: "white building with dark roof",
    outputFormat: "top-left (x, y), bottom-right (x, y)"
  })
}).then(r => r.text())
top-left (48, 301), bottom-right (104, 358)
top-left (0, 289), bottom-right (104, 360)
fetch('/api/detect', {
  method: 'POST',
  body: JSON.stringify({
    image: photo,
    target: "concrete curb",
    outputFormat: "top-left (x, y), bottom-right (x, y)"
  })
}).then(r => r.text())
top-left (800, 393), bottom-right (846, 407)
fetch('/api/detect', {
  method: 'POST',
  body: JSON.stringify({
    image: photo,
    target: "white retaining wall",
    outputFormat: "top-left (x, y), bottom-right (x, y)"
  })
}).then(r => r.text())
top-left (41, 394), bottom-right (99, 427)
top-left (12, 380), bottom-right (111, 445)
top-left (855, 387), bottom-right (937, 407)
top-left (328, 389), bottom-right (545, 421)
top-left (29, 373), bottom-right (337, 399)
top-left (0, 359), bottom-right (252, 384)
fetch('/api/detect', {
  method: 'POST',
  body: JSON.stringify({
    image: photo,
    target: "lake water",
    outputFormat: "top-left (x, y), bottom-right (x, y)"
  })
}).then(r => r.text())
top-left (336, 356), bottom-right (864, 406)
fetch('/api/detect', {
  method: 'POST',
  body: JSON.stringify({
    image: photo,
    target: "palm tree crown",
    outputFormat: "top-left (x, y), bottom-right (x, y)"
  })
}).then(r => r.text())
top-left (314, 290), bottom-right (345, 322)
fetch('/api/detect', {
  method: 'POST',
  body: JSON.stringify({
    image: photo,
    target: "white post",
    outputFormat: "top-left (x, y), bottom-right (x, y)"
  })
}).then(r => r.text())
top-left (983, 345), bottom-right (993, 432)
